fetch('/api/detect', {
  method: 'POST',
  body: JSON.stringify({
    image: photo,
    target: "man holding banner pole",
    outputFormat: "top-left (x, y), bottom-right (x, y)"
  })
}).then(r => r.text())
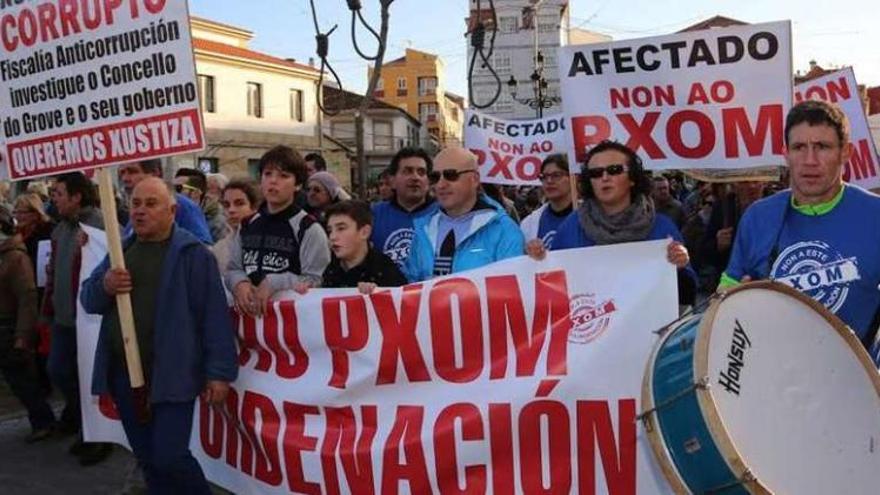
top-left (81, 177), bottom-right (238, 493)
top-left (721, 100), bottom-right (880, 363)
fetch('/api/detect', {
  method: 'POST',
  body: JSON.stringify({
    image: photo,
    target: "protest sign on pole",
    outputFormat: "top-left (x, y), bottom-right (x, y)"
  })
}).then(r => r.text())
top-left (79, 238), bottom-right (681, 494)
top-left (559, 21), bottom-right (793, 171)
top-left (794, 67), bottom-right (880, 190)
top-left (464, 109), bottom-right (568, 186)
top-left (0, 0), bottom-right (206, 180)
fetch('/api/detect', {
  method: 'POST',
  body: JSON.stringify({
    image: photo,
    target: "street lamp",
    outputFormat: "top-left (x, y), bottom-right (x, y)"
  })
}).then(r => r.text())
top-left (507, 51), bottom-right (561, 118)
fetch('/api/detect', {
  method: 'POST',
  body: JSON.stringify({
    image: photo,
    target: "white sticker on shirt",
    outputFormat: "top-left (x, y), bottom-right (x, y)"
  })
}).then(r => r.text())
top-left (771, 240), bottom-right (861, 313)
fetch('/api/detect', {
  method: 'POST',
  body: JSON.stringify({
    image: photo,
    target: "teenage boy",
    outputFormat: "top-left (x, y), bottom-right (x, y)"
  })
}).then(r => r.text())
top-left (321, 200), bottom-right (407, 293)
top-left (226, 145), bottom-right (331, 316)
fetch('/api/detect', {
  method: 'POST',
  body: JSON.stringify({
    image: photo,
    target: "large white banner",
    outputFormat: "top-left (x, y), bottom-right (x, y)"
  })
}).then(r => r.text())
top-left (464, 109), bottom-right (569, 186)
top-left (0, 0), bottom-right (205, 180)
top-left (794, 67), bottom-right (880, 190)
top-left (79, 235), bottom-right (679, 494)
top-left (559, 21), bottom-right (792, 170)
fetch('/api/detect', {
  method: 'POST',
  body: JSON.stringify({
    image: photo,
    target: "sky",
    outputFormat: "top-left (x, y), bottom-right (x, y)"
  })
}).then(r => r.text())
top-left (189, 0), bottom-right (880, 98)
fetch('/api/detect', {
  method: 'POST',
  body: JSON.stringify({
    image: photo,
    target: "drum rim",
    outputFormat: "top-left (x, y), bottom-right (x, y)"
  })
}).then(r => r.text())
top-left (693, 280), bottom-right (880, 495)
top-left (641, 313), bottom-right (702, 495)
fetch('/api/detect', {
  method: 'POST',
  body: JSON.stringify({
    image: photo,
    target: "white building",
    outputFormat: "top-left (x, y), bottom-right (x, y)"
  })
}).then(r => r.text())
top-left (465, 0), bottom-right (610, 119)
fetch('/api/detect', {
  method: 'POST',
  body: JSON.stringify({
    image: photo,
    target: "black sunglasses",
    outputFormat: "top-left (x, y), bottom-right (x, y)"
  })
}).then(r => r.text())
top-left (585, 164), bottom-right (627, 180)
top-left (428, 169), bottom-right (477, 184)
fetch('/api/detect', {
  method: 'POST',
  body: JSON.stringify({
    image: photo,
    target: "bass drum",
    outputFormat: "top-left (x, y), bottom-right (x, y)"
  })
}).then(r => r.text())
top-left (641, 281), bottom-right (880, 494)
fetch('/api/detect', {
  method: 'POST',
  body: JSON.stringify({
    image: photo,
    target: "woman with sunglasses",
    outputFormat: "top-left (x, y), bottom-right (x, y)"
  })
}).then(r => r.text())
top-left (531, 140), bottom-right (696, 305)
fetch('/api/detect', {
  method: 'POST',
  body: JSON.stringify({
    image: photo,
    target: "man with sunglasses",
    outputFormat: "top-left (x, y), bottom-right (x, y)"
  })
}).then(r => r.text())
top-left (403, 147), bottom-right (525, 282)
top-left (371, 147), bottom-right (438, 270)
top-left (174, 168), bottom-right (229, 244)
top-left (117, 160), bottom-right (213, 244)
top-left (520, 154), bottom-right (573, 250)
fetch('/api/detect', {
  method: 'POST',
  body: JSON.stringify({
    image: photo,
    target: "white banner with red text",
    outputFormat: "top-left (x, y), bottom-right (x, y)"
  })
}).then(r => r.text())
top-left (0, 0), bottom-right (205, 180)
top-left (78, 233), bottom-right (679, 494)
top-left (559, 21), bottom-right (792, 171)
top-left (464, 109), bottom-right (569, 186)
top-left (794, 67), bottom-right (880, 190)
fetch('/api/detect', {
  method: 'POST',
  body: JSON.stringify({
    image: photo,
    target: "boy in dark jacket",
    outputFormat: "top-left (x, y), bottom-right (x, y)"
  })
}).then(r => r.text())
top-left (321, 200), bottom-right (407, 292)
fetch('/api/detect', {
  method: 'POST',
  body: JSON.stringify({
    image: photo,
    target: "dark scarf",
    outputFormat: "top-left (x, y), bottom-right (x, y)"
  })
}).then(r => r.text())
top-left (578, 195), bottom-right (655, 245)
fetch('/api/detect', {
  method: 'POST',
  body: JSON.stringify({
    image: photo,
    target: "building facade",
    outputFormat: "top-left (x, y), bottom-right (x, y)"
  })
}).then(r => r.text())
top-left (465, 0), bottom-right (610, 119)
top-left (322, 86), bottom-right (425, 183)
top-left (369, 49), bottom-right (463, 148)
top-left (174, 17), bottom-right (342, 181)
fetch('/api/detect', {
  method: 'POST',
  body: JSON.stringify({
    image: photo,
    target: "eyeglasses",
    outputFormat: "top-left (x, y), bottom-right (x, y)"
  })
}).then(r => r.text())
top-left (539, 171), bottom-right (569, 183)
top-left (428, 169), bottom-right (477, 184)
top-left (175, 184), bottom-right (200, 194)
top-left (308, 186), bottom-right (326, 194)
top-left (585, 164), bottom-right (627, 180)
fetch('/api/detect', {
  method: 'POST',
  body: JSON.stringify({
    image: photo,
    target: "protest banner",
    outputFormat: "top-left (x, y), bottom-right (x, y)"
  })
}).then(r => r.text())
top-left (559, 21), bottom-right (792, 171)
top-left (79, 233), bottom-right (680, 494)
top-left (464, 109), bottom-right (569, 186)
top-left (0, 0), bottom-right (206, 180)
top-left (794, 67), bottom-right (880, 190)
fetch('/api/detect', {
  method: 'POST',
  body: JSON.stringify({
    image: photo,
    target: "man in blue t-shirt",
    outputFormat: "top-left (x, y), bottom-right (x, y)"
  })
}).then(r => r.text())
top-left (371, 147), bottom-right (438, 270)
top-left (520, 154), bottom-right (573, 250)
top-left (722, 100), bottom-right (880, 359)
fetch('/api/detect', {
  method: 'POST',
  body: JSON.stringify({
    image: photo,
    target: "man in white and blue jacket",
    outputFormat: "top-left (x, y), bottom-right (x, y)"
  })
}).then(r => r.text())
top-left (404, 147), bottom-right (525, 282)
top-left (81, 178), bottom-right (237, 494)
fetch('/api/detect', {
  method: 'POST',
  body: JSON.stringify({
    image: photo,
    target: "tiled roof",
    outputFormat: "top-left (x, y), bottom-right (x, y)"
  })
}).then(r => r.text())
top-left (192, 38), bottom-right (318, 73)
top-left (678, 15), bottom-right (748, 33)
top-left (323, 86), bottom-right (421, 125)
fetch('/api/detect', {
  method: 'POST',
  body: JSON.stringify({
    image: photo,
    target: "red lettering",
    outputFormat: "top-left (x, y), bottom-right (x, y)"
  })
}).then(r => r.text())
top-left (102, 0), bottom-right (123, 25)
top-left (846, 139), bottom-right (878, 181)
top-left (18, 9), bottom-right (37, 47)
top-left (241, 392), bottom-right (283, 486)
top-left (519, 401), bottom-right (571, 495)
top-left (282, 402), bottom-right (321, 495)
top-left (36, 3), bottom-right (59, 42)
top-left (144, 0), bottom-right (168, 15)
top-left (667, 110), bottom-right (715, 159)
top-left (618, 112), bottom-right (665, 159)
top-left (323, 296), bottom-right (369, 388)
top-left (430, 278), bottom-right (484, 383)
top-left (98, 394), bottom-right (120, 420)
top-left (610, 88), bottom-right (630, 110)
top-left (711, 80), bottom-right (735, 104)
top-left (224, 388), bottom-right (242, 468)
top-left (516, 156), bottom-right (542, 181)
top-left (237, 311), bottom-right (272, 371)
top-left (722, 105), bottom-right (784, 158)
top-left (434, 403), bottom-right (487, 495)
top-left (686, 83), bottom-right (710, 105)
top-left (488, 404), bottom-right (515, 495)
top-left (58, 0), bottom-right (81, 36)
top-left (1, 15), bottom-right (17, 51)
top-left (382, 406), bottom-right (431, 494)
top-left (321, 406), bottom-right (378, 495)
top-left (263, 300), bottom-right (309, 379)
top-left (571, 116), bottom-right (611, 163)
top-left (373, 285), bottom-right (431, 385)
top-left (577, 399), bottom-right (637, 495)
top-left (471, 148), bottom-right (487, 166)
top-left (488, 151), bottom-right (515, 180)
top-left (82, 0), bottom-right (103, 30)
top-left (487, 271), bottom-right (571, 379)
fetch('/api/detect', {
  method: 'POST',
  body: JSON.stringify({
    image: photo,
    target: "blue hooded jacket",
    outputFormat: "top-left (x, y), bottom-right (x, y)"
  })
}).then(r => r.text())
top-left (403, 194), bottom-right (525, 282)
top-left (80, 226), bottom-right (238, 402)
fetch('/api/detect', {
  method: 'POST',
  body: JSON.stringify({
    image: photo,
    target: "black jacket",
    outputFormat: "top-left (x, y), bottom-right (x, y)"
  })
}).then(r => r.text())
top-left (322, 247), bottom-right (408, 289)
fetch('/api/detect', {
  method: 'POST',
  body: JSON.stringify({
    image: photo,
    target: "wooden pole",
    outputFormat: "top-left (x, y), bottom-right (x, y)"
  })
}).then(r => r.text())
top-left (96, 168), bottom-right (145, 389)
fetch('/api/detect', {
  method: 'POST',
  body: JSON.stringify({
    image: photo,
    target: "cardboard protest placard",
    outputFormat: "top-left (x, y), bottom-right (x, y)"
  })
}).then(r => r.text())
top-left (794, 67), bottom-right (880, 190)
top-left (464, 109), bottom-right (568, 186)
top-left (0, 0), bottom-right (206, 180)
top-left (559, 21), bottom-right (792, 171)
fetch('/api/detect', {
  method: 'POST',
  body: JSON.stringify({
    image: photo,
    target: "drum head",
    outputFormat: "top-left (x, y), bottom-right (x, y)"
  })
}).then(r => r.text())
top-left (696, 282), bottom-right (880, 494)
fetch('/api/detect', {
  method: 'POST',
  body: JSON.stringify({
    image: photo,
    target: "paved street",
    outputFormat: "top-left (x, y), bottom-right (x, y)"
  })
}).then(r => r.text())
top-left (0, 412), bottom-right (134, 494)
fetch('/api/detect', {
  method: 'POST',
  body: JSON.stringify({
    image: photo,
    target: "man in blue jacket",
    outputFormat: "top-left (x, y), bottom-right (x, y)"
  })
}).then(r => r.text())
top-left (81, 178), bottom-right (237, 494)
top-left (404, 147), bottom-right (525, 282)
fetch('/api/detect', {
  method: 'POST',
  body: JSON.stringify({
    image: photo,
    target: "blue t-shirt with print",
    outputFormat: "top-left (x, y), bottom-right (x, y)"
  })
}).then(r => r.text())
top-left (371, 198), bottom-right (438, 269)
top-left (725, 185), bottom-right (880, 342)
top-left (536, 205), bottom-right (572, 249)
